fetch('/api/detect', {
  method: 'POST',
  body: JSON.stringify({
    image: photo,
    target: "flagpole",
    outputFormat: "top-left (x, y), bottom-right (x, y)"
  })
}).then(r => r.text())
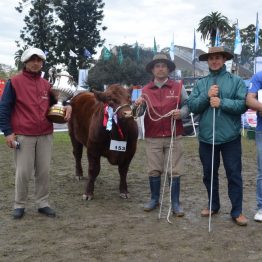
top-left (255, 13), bottom-right (257, 74)
top-left (236, 55), bottom-right (239, 76)
top-left (192, 29), bottom-right (196, 79)
top-left (233, 20), bottom-right (242, 75)
top-left (193, 60), bottom-right (196, 79)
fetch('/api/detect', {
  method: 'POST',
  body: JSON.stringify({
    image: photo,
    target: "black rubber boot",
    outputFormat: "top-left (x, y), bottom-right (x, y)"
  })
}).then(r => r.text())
top-left (170, 177), bottom-right (184, 217)
top-left (144, 176), bottom-right (161, 211)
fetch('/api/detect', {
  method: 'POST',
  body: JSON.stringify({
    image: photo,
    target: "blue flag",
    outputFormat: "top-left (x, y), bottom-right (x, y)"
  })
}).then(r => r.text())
top-left (83, 48), bottom-right (92, 59)
top-left (215, 28), bottom-right (221, 47)
top-left (234, 22), bottom-right (242, 55)
top-left (169, 34), bottom-right (175, 61)
top-left (255, 12), bottom-right (260, 53)
top-left (192, 29), bottom-right (196, 64)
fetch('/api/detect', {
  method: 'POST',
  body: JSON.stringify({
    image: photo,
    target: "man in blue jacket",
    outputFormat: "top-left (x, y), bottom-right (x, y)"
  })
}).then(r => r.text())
top-left (188, 47), bottom-right (248, 226)
top-left (246, 70), bottom-right (262, 222)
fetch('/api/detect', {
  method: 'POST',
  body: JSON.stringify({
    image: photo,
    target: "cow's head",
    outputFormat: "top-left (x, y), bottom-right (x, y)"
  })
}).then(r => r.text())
top-left (93, 84), bottom-right (133, 118)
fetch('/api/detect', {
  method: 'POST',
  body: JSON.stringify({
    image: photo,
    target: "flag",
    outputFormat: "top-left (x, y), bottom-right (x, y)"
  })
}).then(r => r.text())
top-left (234, 22), bottom-right (242, 55)
top-left (153, 37), bottom-right (157, 54)
top-left (215, 28), bottom-right (221, 47)
top-left (83, 48), bottom-right (92, 59)
top-left (135, 41), bottom-right (140, 61)
top-left (69, 49), bottom-right (77, 57)
top-left (255, 12), bottom-right (260, 53)
top-left (102, 46), bottom-right (111, 61)
top-left (118, 47), bottom-right (123, 65)
top-left (169, 34), bottom-right (175, 61)
top-left (192, 29), bottom-right (196, 64)
top-left (78, 69), bottom-right (88, 87)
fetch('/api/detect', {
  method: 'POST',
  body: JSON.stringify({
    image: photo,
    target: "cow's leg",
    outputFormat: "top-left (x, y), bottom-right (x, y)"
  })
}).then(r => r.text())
top-left (69, 134), bottom-right (84, 180)
top-left (118, 163), bottom-right (130, 199)
top-left (83, 155), bottom-right (101, 201)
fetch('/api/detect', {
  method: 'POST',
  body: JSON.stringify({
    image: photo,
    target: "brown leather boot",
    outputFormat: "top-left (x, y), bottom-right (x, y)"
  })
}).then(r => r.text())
top-left (201, 208), bottom-right (218, 217)
top-left (233, 214), bottom-right (248, 226)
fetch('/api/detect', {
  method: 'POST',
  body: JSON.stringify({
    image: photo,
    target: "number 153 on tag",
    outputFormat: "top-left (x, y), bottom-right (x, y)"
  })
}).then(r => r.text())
top-left (110, 140), bottom-right (127, 152)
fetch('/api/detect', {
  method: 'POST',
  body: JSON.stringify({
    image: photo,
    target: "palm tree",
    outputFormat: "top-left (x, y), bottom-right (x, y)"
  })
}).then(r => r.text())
top-left (14, 46), bottom-right (28, 70)
top-left (197, 11), bottom-right (232, 47)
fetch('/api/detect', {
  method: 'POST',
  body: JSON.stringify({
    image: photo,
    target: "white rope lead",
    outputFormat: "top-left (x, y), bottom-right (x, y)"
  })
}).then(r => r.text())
top-left (190, 113), bottom-right (197, 137)
top-left (158, 116), bottom-right (176, 223)
top-left (167, 118), bottom-right (176, 224)
top-left (209, 108), bottom-right (216, 232)
top-left (158, 138), bottom-right (171, 219)
top-left (141, 93), bottom-right (175, 121)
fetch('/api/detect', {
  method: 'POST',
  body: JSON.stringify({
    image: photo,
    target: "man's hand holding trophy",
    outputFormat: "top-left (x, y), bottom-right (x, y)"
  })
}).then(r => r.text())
top-left (47, 70), bottom-right (75, 123)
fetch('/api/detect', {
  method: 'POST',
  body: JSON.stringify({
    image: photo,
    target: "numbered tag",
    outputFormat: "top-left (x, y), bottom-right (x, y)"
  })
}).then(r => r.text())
top-left (110, 140), bottom-right (127, 152)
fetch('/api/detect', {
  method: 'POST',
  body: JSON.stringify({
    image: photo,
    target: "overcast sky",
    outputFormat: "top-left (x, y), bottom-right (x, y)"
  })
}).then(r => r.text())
top-left (0, 0), bottom-right (260, 67)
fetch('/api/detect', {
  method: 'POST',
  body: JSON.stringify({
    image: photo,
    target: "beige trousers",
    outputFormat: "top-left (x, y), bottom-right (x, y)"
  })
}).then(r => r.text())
top-left (14, 134), bottom-right (53, 209)
top-left (145, 136), bottom-right (184, 177)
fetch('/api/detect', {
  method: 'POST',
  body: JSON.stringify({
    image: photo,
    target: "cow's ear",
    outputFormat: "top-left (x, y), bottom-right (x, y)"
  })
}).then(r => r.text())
top-left (93, 90), bottom-right (107, 102)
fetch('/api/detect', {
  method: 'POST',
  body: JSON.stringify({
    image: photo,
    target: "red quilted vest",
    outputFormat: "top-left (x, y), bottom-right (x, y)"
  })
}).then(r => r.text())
top-left (11, 69), bottom-right (53, 135)
top-left (142, 79), bottom-right (183, 138)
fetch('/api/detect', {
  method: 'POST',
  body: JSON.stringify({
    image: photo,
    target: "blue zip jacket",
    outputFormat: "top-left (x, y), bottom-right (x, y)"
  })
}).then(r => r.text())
top-left (0, 80), bottom-right (15, 136)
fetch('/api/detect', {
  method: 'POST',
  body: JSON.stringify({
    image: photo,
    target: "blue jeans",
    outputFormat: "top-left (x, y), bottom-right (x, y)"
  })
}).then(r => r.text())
top-left (255, 133), bottom-right (262, 210)
top-left (199, 136), bottom-right (243, 218)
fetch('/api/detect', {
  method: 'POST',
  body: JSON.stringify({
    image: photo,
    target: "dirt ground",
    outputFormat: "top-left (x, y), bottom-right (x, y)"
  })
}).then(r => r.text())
top-left (0, 132), bottom-right (261, 262)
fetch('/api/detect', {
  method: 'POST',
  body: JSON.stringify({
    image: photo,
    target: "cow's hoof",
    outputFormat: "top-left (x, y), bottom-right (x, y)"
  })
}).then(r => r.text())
top-left (82, 194), bottom-right (93, 201)
top-left (79, 176), bottom-right (88, 181)
top-left (119, 193), bottom-right (130, 199)
top-left (76, 175), bottom-right (87, 181)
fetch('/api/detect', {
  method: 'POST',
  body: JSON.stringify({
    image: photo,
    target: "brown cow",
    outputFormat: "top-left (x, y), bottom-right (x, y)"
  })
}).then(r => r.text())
top-left (68, 84), bottom-right (138, 200)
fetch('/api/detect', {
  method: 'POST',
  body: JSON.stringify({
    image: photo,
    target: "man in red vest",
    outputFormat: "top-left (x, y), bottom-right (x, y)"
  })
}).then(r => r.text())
top-left (135, 53), bottom-right (189, 216)
top-left (0, 47), bottom-right (72, 219)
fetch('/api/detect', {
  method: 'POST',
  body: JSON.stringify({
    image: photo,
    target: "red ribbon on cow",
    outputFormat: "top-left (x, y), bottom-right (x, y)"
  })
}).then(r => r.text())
top-left (103, 104), bottom-right (124, 139)
top-left (103, 104), bottom-right (109, 127)
top-left (116, 123), bottom-right (124, 139)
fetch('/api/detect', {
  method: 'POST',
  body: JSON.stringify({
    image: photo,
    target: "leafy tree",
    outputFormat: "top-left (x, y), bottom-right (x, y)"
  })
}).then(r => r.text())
top-left (197, 11), bottom-right (232, 47)
top-left (88, 44), bottom-right (153, 90)
top-left (14, 46), bottom-right (28, 71)
top-left (15, 0), bottom-right (57, 73)
top-left (53, 0), bottom-right (106, 80)
top-left (0, 64), bottom-right (18, 80)
top-left (221, 24), bottom-right (262, 69)
top-left (15, 0), bottom-right (106, 81)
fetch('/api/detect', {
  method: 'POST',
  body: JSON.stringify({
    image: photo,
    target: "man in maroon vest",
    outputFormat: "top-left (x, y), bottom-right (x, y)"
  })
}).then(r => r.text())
top-left (135, 53), bottom-right (189, 215)
top-left (0, 47), bottom-right (72, 219)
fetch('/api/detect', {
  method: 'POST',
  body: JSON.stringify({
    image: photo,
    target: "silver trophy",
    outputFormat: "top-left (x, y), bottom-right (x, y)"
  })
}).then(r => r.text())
top-left (47, 70), bottom-right (75, 123)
